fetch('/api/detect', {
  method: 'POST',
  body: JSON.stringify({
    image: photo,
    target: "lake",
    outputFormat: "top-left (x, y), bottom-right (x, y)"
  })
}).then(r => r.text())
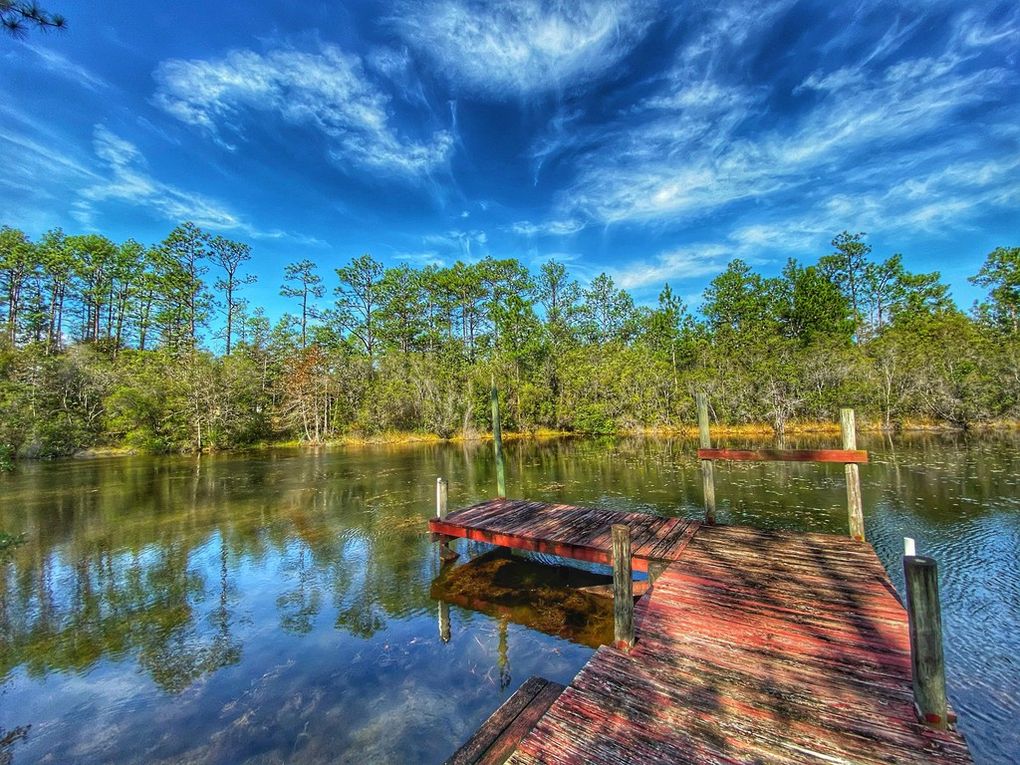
top-left (1, 434), bottom-right (1018, 764)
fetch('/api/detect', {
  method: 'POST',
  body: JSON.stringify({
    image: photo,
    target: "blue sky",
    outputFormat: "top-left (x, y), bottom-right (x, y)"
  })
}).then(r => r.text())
top-left (2, 0), bottom-right (1018, 316)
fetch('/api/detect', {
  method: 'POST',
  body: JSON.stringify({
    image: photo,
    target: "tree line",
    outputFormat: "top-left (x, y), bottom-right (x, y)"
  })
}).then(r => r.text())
top-left (1, 222), bottom-right (1018, 459)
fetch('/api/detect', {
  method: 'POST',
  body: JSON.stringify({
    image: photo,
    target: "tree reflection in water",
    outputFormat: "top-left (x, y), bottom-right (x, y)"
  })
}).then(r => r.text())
top-left (0, 434), bottom-right (1016, 763)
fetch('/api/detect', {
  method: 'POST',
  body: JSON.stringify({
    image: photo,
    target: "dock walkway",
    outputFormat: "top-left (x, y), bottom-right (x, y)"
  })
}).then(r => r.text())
top-left (431, 501), bottom-right (972, 765)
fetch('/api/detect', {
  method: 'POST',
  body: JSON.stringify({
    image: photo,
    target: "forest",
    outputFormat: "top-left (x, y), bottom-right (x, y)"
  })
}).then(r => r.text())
top-left (0, 222), bottom-right (1018, 461)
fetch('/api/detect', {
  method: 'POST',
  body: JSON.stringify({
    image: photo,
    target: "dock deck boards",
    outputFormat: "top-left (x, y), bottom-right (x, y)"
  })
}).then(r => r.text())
top-left (430, 499), bottom-right (700, 573)
top-left (445, 676), bottom-right (565, 765)
top-left (432, 501), bottom-right (972, 765)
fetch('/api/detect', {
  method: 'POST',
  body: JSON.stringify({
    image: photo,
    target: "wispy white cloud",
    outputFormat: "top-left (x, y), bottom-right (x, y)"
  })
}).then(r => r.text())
top-left (393, 249), bottom-right (447, 267)
top-left (558, 4), bottom-right (1018, 238)
top-left (0, 106), bottom-right (103, 230)
top-left (528, 251), bottom-right (582, 266)
top-left (610, 243), bottom-right (735, 291)
top-left (609, 148), bottom-right (1020, 293)
top-left (821, 154), bottom-right (1020, 233)
top-left (20, 43), bottom-right (110, 90)
top-left (509, 218), bottom-right (584, 236)
top-left (153, 44), bottom-right (452, 177)
top-left (395, 0), bottom-right (657, 97)
top-left (74, 125), bottom-right (321, 244)
top-left (421, 228), bottom-right (490, 260)
top-left (75, 125), bottom-right (244, 230)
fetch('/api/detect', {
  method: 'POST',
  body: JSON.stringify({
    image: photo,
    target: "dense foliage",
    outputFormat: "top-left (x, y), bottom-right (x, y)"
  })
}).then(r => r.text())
top-left (1, 223), bottom-right (1018, 457)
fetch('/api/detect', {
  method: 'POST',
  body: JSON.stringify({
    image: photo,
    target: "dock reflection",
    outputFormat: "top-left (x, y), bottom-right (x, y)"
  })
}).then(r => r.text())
top-left (429, 549), bottom-right (615, 649)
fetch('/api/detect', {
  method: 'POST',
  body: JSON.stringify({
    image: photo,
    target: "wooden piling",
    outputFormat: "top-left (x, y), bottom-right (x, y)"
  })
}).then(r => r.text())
top-left (436, 476), bottom-right (448, 519)
top-left (612, 524), bottom-right (634, 650)
top-left (903, 555), bottom-right (949, 730)
top-left (697, 393), bottom-right (716, 525)
top-left (491, 380), bottom-right (507, 498)
top-left (841, 408), bottom-right (865, 541)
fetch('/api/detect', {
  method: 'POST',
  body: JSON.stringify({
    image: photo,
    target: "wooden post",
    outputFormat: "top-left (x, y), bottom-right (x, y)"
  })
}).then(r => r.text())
top-left (612, 524), bottom-right (634, 650)
top-left (436, 476), bottom-right (448, 519)
top-left (903, 555), bottom-right (949, 730)
top-left (491, 380), bottom-right (507, 498)
top-left (697, 393), bottom-right (716, 525)
top-left (841, 408), bottom-right (865, 541)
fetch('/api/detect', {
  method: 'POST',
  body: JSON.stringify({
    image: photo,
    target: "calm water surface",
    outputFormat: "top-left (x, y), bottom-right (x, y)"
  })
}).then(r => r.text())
top-left (1, 434), bottom-right (1017, 764)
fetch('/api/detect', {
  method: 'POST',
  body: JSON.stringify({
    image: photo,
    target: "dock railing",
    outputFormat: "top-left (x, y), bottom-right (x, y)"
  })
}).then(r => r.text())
top-left (696, 395), bottom-right (868, 540)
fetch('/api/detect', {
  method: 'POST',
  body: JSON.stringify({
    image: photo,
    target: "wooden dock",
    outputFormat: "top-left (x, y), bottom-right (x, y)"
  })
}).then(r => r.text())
top-left (431, 498), bottom-right (700, 573)
top-left (431, 501), bottom-right (973, 765)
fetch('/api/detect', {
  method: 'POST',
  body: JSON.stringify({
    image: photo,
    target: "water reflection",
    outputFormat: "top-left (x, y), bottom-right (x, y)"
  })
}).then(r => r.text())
top-left (430, 549), bottom-right (615, 650)
top-left (0, 432), bottom-right (1017, 763)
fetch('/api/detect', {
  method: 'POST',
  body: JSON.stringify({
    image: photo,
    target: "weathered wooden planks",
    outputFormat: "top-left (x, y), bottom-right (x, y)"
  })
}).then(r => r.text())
top-left (428, 499), bottom-right (699, 573)
top-left (446, 676), bottom-right (565, 765)
top-left (698, 447), bottom-right (870, 463)
top-left (501, 524), bottom-right (972, 765)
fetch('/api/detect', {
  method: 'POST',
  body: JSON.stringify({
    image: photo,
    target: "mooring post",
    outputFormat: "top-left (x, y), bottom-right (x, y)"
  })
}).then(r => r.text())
top-left (491, 379), bottom-right (507, 498)
top-left (840, 407), bottom-right (865, 541)
top-left (612, 524), bottom-right (635, 650)
top-left (436, 476), bottom-right (448, 519)
top-left (903, 554), bottom-right (949, 730)
top-left (697, 393), bottom-right (716, 525)
top-left (434, 476), bottom-right (457, 562)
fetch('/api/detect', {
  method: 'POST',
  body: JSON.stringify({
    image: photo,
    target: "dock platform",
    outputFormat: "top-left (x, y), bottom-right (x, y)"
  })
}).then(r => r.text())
top-left (431, 498), bottom-right (700, 573)
top-left (430, 501), bottom-right (973, 765)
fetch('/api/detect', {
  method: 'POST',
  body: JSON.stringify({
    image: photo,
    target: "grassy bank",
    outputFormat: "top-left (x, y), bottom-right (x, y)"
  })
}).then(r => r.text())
top-left (2, 418), bottom-right (1006, 464)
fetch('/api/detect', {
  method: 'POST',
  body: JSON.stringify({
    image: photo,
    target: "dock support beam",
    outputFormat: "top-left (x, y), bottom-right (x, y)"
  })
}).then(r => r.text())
top-left (697, 393), bottom-right (716, 525)
top-left (841, 408), bottom-right (865, 541)
top-left (903, 554), bottom-right (949, 730)
top-left (612, 524), bottom-right (634, 650)
top-left (491, 380), bottom-right (507, 499)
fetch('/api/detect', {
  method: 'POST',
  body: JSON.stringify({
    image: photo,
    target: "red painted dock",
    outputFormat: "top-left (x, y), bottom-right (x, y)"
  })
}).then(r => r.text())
top-left (432, 502), bottom-right (973, 765)
top-left (430, 499), bottom-right (700, 573)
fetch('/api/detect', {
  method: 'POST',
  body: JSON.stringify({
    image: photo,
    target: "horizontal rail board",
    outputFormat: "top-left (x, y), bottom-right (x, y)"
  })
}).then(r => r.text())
top-left (698, 447), bottom-right (869, 463)
top-left (431, 519), bottom-right (654, 572)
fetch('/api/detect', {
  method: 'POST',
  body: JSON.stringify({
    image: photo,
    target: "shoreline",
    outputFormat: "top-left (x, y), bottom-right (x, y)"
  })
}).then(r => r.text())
top-left (56, 419), bottom-right (1020, 461)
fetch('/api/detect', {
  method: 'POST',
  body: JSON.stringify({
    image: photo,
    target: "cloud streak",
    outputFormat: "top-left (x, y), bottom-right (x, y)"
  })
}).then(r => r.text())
top-left (557, 3), bottom-right (1018, 240)
top-left (75, 125), bottom-right (322, 244)
top-left (395, 0), bottom-right (656, 97)
top-left (153, 44), bottom-right (453, 177)
top-left (22, 43), bottom-right (110, 91)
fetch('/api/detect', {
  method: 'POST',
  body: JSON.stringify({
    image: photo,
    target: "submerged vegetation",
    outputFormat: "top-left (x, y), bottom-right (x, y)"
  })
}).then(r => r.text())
top-left (0, 222), bottom-right (1018, 458)
top-left (0, 531), bottom-right (24, 553)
